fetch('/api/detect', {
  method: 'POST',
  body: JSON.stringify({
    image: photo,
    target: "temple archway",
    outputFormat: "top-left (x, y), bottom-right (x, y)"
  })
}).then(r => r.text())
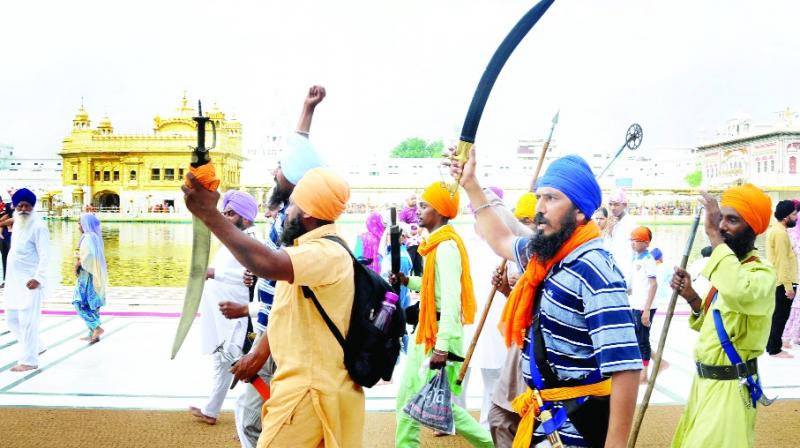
top-left (93, 190), bottom-right (120, 211)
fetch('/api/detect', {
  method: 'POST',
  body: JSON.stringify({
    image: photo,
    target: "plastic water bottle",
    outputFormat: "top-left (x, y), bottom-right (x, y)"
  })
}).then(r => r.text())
top-left (373, 291), bottom-right (399, 334)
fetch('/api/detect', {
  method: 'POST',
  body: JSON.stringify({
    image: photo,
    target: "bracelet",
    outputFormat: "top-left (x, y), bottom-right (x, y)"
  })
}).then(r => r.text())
top-left (472, 203), bottom-right (494, 214)
top-left (295, 130), bottom-right (309, 136)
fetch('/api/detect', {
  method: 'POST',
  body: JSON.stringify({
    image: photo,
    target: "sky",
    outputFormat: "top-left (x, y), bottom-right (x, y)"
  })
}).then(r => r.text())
top-left (1, 0), bottom-right (799, 163)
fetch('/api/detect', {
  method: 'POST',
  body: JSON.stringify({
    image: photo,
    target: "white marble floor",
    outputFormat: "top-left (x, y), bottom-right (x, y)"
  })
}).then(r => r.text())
top-left (2, 309), bottom-right (800, 412)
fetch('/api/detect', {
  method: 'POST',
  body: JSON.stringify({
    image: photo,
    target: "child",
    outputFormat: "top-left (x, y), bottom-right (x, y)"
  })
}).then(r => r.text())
top-left (629, 226), bottom-right (658, 383)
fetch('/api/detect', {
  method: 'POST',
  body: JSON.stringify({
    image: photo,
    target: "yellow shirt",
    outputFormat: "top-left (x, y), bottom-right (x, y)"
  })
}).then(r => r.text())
top-left (260, 224), bottom-right (364, 448)
top-left (766, 223), bottom-right (798, 291)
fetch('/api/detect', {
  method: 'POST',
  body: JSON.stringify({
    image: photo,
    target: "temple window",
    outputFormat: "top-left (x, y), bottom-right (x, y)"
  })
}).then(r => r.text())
top-left (130, 170), bottom-right (137, 181)
top-left (151, 168), bottom-right (161, 181)
top-left (113, 171), bottom-right (120, 181)
top-left (94, 171), bottom-right (100, 181)
top-left (165, 168), bottom-right (175, 181)
top-left (104, 171), bottom-right (110, 181)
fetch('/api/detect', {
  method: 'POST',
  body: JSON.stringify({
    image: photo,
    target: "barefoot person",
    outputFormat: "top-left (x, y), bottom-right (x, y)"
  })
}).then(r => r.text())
top-left (72, 213), bottom-right (108, 344)
top-left (189, 191), bottom-right (259, 425)
top-left (670, 185), bottom-right (776, 447)
top-left (3, 188), bottom-right (50, 372)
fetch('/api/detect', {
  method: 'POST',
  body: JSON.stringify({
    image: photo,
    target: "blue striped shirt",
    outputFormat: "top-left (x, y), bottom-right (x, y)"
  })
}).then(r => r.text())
top-left (253, 206), bottom-right (285, 334)
top-left (514, 237), bottom-right (642, 446)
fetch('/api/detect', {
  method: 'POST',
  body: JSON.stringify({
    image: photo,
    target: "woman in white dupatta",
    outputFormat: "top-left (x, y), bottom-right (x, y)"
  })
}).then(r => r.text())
top-left (72, 213), bottom-right (108, 344)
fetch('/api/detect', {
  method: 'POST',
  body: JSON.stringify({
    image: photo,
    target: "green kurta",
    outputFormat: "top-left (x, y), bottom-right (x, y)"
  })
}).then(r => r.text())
top-left (671, 245), bottom-right (776, 448)
top-left (395, 231), bottom-right (492, 447)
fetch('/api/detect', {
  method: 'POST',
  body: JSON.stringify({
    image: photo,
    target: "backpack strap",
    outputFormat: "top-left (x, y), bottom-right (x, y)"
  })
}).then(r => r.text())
top-left (302, 285), bottom-right (346, 350)
top-left (300, 234), bottom-right (353, 351)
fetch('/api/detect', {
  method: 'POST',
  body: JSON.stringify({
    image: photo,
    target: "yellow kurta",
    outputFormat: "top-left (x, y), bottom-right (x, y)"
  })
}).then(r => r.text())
top-left (257, 224), bottom-right (364, 448)
top-left (671, 245), bottom-right (776, 448)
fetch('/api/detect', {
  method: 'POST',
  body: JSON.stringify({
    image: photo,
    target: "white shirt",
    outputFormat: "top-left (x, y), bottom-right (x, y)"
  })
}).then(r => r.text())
top-left (199, 233), bottom-right (253, 354)
top-left (628, 250), bottom-right (657, 310)
top-left (3, 216), bottom-right (50, 310)
top-left (608, 213), bottom-right (637, 285)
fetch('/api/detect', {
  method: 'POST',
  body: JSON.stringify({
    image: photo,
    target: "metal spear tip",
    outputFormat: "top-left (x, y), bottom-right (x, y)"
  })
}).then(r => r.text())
top-left (197, 100), bottom-right (203, 116)
top-left (552, 110), bottom-right (560, 124)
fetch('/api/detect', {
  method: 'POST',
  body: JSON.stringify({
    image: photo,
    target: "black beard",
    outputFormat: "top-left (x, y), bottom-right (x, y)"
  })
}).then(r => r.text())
top-left (788, 220), bottom-right (797, 229)
top-left (527, 211), bottom-right (579, 261)
top-left (280, 214), bottom-right (307, 246)
top-left (268, 181), bottom-right (290, 210)
top-left (722, 227), bottom-right (757, 259)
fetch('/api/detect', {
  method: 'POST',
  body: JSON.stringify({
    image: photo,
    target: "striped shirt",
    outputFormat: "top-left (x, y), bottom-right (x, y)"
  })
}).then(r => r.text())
top-left (514, 237), bottom-right (642, 446)
top-left (252, 206), bottom-right (285, 334)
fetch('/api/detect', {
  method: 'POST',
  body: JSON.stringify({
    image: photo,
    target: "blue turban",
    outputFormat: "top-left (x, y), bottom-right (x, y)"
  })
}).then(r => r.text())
top-left (535, 154), bottom-right (601, 218)
top-left (281, 134), bottom-right (325, 185)
top-left (222, 190), bottom-right (258, 222)
top-left (11, 188), bottom-right (37, 207)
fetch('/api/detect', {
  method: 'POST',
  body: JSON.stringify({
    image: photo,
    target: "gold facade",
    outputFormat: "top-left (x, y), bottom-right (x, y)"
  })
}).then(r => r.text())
top-left (59, 95), bottom-right (243, 211)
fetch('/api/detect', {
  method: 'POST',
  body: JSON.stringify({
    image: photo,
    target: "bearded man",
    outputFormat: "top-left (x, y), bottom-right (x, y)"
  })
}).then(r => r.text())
top-left (452, 149), bottom-right (641, 447)
top-left (189, 190), bottom-right (260, 425)
top-left (3, 188), bottom-right (51, 372)
top-left (184, 167), bottom-right (362, 447)
top-left (670, 185), bottom-right (776, 447)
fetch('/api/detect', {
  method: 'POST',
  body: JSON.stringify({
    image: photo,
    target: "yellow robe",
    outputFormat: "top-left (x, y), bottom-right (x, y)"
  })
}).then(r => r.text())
top-left (671, 245), bottom-right (776, 448)
top-left (257, 224), bottom-right (364, 448)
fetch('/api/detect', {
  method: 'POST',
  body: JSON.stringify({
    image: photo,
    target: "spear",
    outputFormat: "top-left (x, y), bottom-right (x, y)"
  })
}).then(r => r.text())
top-left (627, 206), bottom-right (704, 448)
top-left (457, 110), bottom-right (559, 386)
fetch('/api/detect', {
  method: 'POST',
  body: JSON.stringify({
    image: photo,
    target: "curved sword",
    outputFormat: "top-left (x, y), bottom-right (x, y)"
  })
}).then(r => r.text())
top-left (172, 100), bottom-right (218, 359)
top-left (450, 0), bottom-right (557, 194)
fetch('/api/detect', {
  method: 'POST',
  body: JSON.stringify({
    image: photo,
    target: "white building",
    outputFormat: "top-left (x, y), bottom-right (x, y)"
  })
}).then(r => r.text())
top-left (696, 108), bottom-right (800, 191)
top-left (0, 143), bottom-right (63, 201)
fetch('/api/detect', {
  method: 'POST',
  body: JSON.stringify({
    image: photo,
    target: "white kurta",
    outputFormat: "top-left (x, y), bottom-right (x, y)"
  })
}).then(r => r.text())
top-left (3, 216), bottom-right (50, 366)
top-left (199, 243), bottom-right (250, 355)
top-left (608, 212), bottom-right (637, 285)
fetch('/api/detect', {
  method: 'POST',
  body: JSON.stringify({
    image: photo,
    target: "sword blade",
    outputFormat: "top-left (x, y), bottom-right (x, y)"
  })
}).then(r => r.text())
top-left (171, 216), bottom-right (212, 359)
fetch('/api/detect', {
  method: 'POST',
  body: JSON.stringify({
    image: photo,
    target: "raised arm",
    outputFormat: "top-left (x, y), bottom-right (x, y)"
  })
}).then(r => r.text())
top-left (295, 85), bottom-right (326, 136)
top-left (182, 175), bottom-right (294, 282)
top-left (450, 146), bottom-right (526, 261)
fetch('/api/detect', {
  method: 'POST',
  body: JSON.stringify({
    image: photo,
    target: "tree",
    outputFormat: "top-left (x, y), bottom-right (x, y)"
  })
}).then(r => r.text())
top-left (684, 169), bottom-right (702, 188)
top-left (390, 137), bottom-right (444, 158)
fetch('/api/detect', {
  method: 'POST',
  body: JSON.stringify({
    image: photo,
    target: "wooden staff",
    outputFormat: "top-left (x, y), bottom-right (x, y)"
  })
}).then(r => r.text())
top-left (457, 111), bottom-right (558, 385)
top-left (627, 206), bottom-right (704, 448)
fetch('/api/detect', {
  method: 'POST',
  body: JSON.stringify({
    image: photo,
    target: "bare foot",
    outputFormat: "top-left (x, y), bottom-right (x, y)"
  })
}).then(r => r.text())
top-left (783, 341), bottom-right (792, 349)
top-left (189, 406), bottom-right (217, 425)
top-left (639, 368), bottom-right (649, 384)
top-left (80, 335), bottom-right (92, 341)
top-left (92, 327), bottom-right (105, 339)
top-left (770, 351), bottom-right (794, 359)
top-left (10, 364), bottom-right (37, 372)
top-left (658, 359), bottom-right (670, 372)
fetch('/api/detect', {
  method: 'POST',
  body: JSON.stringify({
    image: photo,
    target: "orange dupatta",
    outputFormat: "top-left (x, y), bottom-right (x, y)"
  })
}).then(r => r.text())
top-left (499, 221), bottom-right (601, 347)
top-left (415, 224), bottom-right (477, 353)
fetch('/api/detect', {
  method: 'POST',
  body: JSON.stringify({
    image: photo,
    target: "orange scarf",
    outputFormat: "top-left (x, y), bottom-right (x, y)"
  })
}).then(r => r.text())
top-left (499, 222), bottom-right (601, 347)
top-left (416, 224), bottom-right (477, 353)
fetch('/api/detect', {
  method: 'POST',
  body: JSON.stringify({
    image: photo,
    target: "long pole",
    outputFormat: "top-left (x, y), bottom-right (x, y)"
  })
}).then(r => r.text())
top-left (457, 111), bottom-right (557, 386)
top-left (627, 206), bottom-right (704, 448)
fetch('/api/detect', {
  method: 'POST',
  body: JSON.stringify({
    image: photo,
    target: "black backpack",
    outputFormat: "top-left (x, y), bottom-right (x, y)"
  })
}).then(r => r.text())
top-left (301, 235), bottom-right (406, 388)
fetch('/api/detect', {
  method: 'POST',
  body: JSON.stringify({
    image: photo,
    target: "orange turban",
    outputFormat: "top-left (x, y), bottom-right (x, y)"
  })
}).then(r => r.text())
top-left (720, 183), bottom-right (772, 235)
top-left (630, 226), bottom-right (652, 242)
top-left (422, 182), bottom-right (459, 219)
top-left (291, 167), bottom-right (350, 221)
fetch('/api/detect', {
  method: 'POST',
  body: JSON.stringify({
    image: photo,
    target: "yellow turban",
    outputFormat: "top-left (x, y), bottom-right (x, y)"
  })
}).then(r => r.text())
top-left (514, 192), bottom-right (537, 220)
top-left (291, 168), bottom-right (350, 221)
top-left (720, 183), bottom-right (772, 235)
top-left (422, 181), bottom-right (460, 219)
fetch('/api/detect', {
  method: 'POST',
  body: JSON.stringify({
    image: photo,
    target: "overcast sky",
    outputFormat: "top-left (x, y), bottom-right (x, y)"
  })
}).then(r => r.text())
top-left (2, 0), bottom-right (799, 163)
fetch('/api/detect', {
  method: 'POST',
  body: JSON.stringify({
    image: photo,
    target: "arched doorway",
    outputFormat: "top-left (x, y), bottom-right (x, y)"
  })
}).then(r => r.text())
top-left (93, 190), bottom-right (120, 211)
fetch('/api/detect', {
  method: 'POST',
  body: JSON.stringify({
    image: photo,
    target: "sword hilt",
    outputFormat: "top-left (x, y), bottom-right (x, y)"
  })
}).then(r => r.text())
top-left (449, 140), bottom-right (473, 195)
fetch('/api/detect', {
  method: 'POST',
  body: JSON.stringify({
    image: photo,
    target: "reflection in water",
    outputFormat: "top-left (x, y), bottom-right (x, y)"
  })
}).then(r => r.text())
top-left (48, 220), bottom-right (762, 288)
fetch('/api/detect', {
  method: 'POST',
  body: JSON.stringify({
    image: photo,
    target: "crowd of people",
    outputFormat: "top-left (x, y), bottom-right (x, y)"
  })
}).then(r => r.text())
top-left (0, 85), bottom-right (796, 448)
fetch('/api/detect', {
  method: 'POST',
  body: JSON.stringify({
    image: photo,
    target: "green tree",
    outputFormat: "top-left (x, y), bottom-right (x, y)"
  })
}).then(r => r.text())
top-left (684, 169), bottom-right (702, 188)
top-left (390, 137), bottom-right (444, 158)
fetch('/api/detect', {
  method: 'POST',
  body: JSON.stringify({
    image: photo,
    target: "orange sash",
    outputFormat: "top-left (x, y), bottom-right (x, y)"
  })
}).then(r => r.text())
top-left (499, 222), bottom-right (601, 347)
top-left (416, 224), bottom-right (477, 353)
